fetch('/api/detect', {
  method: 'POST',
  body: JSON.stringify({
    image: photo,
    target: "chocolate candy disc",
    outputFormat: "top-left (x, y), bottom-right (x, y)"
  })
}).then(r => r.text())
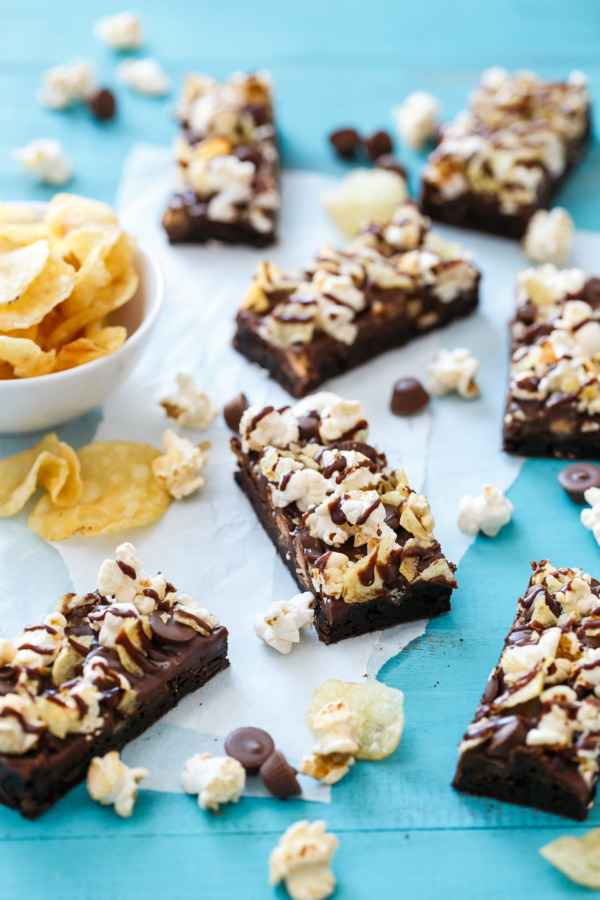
top-left (391, 377), bottom-right (430, 416)
top-left (148, 611), bottom-right (196, 644)
top-left (328, 128), bottom-right (361, 160)
top-left (364, 129), bottom-right (393, 161)
top-left (223, 393), bottom-right (249, 432)
top-left (558, 462), bottom-right (600, 503)
top-left (88, 88), bottom-right (116, 122)
top-left (260, 750), bottom-right (301, 799)
top-left (224, 727), bottom-right (275, 774)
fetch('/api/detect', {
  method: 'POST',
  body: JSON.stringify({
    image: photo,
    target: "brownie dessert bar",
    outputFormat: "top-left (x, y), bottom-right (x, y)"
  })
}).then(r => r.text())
top-left (162, 71), bottom-right (279, 246)
top-left (454, 561), bottom-right (600, 820)
top-left (234, 202), bottom-right (480, 398)
top-left (422, 68), bottom-right (591, 238)
top-left (0, 543), bottom-right (228, 818)
top-left (503, 265), bottom-right (600, 458)
top-left (231, 391), bottom-right (457, 644)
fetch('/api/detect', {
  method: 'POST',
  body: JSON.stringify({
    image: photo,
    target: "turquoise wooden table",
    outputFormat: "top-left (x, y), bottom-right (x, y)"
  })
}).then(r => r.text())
top-left (1, 1), bottom-right (600, 897)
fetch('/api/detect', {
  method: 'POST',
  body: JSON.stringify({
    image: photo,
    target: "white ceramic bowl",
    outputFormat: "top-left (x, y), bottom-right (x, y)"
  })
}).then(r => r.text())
top-left (0, 208), bottom-right (163, 434)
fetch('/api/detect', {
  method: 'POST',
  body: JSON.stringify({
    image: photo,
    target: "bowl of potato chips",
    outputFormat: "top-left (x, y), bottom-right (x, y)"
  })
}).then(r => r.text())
top-left (0, 193), bottom-right (163, 433)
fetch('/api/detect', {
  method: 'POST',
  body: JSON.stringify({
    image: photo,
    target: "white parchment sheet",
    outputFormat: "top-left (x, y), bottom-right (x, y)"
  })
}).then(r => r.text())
top-left (9, 144), bottom-right (600, 799)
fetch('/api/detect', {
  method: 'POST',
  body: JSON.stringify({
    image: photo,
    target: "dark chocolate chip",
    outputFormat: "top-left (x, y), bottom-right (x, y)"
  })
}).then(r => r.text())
top-left (558, 462), bottom-right (600, 503)
top-left (583, 277), bottom-right (600, 307)
top-left (329, 128), bottom-right (361, 160)
top-left (148, 611), bottom-right (196, 644)
top-left (487, 717), bottom-right (529, 758)
top-left (233, 145), bottom-right (262, 168)
top-left (260, 750), bottom-right (301, 799)
top-left (224, 393), bottom-right (249, 432)
top-left (364, 130), bottom-right (393, 161)
top-left (375, 153), bottom-right (407, 179)
top-left (88, 88), bottom-right (116, 122)
top-left (391, 378), bottom-right (430, 416)
top-left (224, 727), bottom-right (275, 774)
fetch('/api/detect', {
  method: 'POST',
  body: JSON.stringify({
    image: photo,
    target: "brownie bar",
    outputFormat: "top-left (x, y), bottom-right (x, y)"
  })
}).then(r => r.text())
top-left (231, 393), bottom-right (456, 644)
top-left (233, 202), bottom-right (480, 398)
top-left (421, 69), bottom-right (591, 239)
top-left (503, 267), bottom-right (600, 458)
top-left (453, 561), bottom-right (600, 820)
top-left (0, 544), bottom-right (229, 818)
top-left (162, 71), bottom-right (279, 246)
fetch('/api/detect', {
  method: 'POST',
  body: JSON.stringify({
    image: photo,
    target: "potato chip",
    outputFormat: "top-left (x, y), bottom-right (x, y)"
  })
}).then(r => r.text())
top-left (0, 240), bottom-right (49, 306)
top-left (45, 266), bottom-right (138, 349)
top-left (0, 222), bottom-right (49, 246)
top-left (540, 828), bottom-right (600, 889)
top-left (29, 441), bottom-right (171, 540)
top-left (54, 227), bottom-right (121, 317)
top-left (46, 194), bottom-right (118, 239)
top-left (105, 231), bottom-right (137, 280)
top-left (0, 203), bottom-right (41, 224)
top-left (53, 326), bottom-right (126, 372)
top-left (0, 256), bottom-right (76, 332)
top-left (307, 679), bottom-right (405, 761)
top-left (0, 336), bottom-right (56, 377)
top-left (0, 433), bottom-right (82, 517)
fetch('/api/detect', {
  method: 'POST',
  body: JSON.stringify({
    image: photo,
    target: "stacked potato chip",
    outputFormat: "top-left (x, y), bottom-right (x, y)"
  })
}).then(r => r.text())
top-left (0, 194), bottom-right (138, 378)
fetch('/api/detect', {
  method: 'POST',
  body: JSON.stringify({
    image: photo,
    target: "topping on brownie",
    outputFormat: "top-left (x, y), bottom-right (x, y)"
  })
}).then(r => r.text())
top-left (160, 373), bottom-right (218, 429)
top-left (151, 429), bottom-right (209, 499)
top-left (0, 543), bottom-right (221, 756)
top-left (428, 347), bottom-right (480, 398)
top-left (253, 593), bottom-right (315, 654)
top-left (522, 207), bottom-right (574, 267)
top-left (392, 91), bottom-right (440, 149)
top-left (457, 485), bottom-right (513, 538)
top-left (457, 561), bottom-right (600, 796)
top-left (269, 820), bottom-right (338, 900)
top-left (180, 753), bottom-right (246, 811)
top-left (423, 69), bottom-right (590, 214)
top-left (243, 202), bottom-right (479, 350)
top-left (87, 751), bottom-right (149, 818)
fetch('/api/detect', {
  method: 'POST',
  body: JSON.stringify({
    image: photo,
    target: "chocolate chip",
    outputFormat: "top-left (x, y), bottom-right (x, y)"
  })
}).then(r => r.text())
top-left (583, 277), bottom-right (600, 307)
top-left (88, 88), bottom-right (116, 122)
top-left (260, 750), bottom-right (301, 799)
top-left (558, 462), bottom-right (600, 503)
top-left (364, 130), bottom-right (393, 161)
top-left (375, 153), bottom-right (407, 179)
top-left (224, 393), bottom-right (249, 432)
top-left (297, 413), bottom-right (320, 442)
top-left (487, 717), bottom-right (529, 758)
top-left (233, 145), bottom-right (262, 168)
top-left (391, 378), bottom-right (430, 416)
top-left (224, 727), bottom-right (275, 774)
top-left (328, 128), bottom-right (361, 160)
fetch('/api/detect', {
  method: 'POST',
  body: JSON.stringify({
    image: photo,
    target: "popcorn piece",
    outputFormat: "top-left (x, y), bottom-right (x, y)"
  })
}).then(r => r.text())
top-left (301, 699), bottom-right (359, 785)
top-left (293, 392), bottom-right (366, 443)
top-left (321, 168), bottom-right (408, 237)
top-left (392, 91), bottom-right (440, 149)
top-left (540, 828), bottom-right (600, 890)
top-left (239, 405), bottom-right (300, 453)
top-left (13, 139), bottom-right (71, 186)
top-left (581, 486), bottom-right (600, 546)
top-left (0, 695), bottom-right (45, 755)
top-left (254, 592), bottom-right (315, 654)
top-left (94, 12), bottom-right (143, 50)
top-left (180, 753), bottom-right (245, 811)
top-left (160, 373), bottom-right (218, 429)
top-left (152, 429), bottom-right (209, 499)
top-left (39, 58), bottom-right (96, 110)
top-left (457, 485), bottom-right (514, 538)
top-left (428, 347), bottom-right (480, 398)
top-left (117, 58), bottom-right (169, 96)
top-left (307, 679), bottom-right (405, 761)
top-left (87, 750), bottom-right (149, 818)
top-left (522, 207), bottom-right (574, 266)
top-left (269, 820), bottom-right (338, 900)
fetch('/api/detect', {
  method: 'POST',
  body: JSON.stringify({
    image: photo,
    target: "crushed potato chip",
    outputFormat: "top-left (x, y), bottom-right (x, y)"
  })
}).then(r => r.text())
top-left (0, 240), bottom-right (49, 305)
top-left (0, 433), bottom-right (82, 516)
top-left (29, 441), bottom-right (171, 540)
top-left (0, 336), bottom-right (56, 377)
top-left (0, 256), bottom-right (76, 332)
top-left (53, 326), bottom-right (127, 372)
top-left (306, 679), bottom-right (405, 761)
top-left (540, 828), bottom-right (600, 889)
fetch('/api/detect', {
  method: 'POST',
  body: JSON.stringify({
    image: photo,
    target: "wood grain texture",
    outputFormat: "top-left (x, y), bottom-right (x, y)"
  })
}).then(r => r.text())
top-left (0, 0), bottom-right (599, 896)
